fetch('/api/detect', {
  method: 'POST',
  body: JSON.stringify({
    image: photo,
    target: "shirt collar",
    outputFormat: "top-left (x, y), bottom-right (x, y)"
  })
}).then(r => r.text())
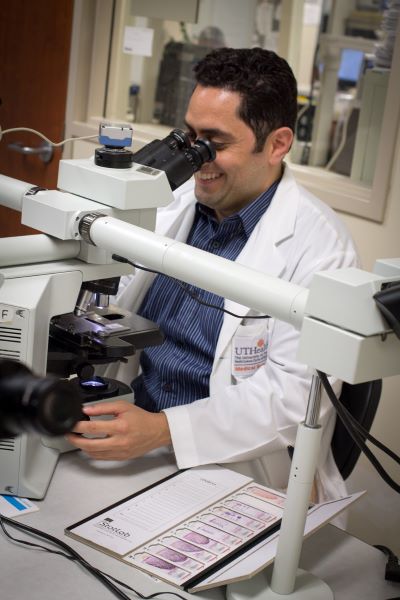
top-left (196, 178), bottom-right (280, 240)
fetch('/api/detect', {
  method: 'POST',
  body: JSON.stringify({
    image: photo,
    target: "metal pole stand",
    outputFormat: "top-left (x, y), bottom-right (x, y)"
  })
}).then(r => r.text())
top-left (227, 373), bottom-right (333, 600)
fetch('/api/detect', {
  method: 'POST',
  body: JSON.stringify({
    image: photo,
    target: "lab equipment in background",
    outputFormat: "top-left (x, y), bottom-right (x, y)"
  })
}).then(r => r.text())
top-left (292, 99), bottom-right (315, 165)
top-left (294, 46), bottom-right (367, 170)
top-left (128, 83), bottom-right (140, 123)
top-left (374, 0), bottom-right (400, 68)
top-left (253, 0), bottom-right (280, 51)
top-left (350, 68), bottom-right (390, 185)
top-left (324, 4), bottom-right (397, 181)
top-left (345, 6), bottom-right (383, 39)
top-left (337, 48), bottom-right (365, 90)
top-left (152, 23), bottom-right (226, 131)
top-left (335, 1), bottom-right (397, 183)
top-left (309, 34), bottom-right (375, 168)
top-left (152, 41), bottom-right (211, 129)
top-left (324, 96), bottom-right (361, 176)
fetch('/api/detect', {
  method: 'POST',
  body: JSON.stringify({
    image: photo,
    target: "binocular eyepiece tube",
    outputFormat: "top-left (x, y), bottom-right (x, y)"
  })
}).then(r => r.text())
top-left (131, 129), bottom-right (216, 191)
top-left (95, 128), bottom-right (216, 191)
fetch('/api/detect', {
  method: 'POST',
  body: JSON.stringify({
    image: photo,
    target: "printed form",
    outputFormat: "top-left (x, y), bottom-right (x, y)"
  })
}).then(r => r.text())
top-left (68, 466), bottom-right (252, 555)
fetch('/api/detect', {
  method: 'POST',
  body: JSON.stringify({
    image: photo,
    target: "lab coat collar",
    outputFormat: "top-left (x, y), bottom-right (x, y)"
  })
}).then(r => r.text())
top-left (157, 179), bottom-right (198, 242)
top-left (214, 164), bottom-right (300, 363)
top-left (161, 165), bottom-right (299, 247)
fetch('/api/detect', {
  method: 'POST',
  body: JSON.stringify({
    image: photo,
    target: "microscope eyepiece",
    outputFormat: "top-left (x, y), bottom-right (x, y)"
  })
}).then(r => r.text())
top-left (131, 128), bottom-right (216, 190)
top-left (188, 138), bottom-right (216, 169)
top-left (164, 129), bottom-right (192, 151)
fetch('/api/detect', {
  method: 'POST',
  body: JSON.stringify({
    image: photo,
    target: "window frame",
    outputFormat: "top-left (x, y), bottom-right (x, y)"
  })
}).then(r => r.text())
top-left (65, 0), bottom-right (400, 223)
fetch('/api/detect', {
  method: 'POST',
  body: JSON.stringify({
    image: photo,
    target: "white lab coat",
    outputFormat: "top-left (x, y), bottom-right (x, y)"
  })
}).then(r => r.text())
top-left (113, 165), bottom-right (359, 502)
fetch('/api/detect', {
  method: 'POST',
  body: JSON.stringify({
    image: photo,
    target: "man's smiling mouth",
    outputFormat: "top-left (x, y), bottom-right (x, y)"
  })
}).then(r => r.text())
top-left (198, 173), bottom-right (223, 181)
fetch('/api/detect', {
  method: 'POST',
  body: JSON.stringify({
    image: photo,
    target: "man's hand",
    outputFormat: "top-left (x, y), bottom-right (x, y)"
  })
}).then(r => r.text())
top-left (65, 400), bottom-right (172, 460)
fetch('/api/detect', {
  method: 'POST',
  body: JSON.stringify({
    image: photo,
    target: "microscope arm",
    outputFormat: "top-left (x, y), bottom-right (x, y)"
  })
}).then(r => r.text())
top-left (82, 213), bottom-right (308, 329)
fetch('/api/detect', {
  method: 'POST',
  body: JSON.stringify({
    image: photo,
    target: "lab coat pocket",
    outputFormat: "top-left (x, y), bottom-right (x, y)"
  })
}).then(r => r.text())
top-left (232, 322), bottom-right (269, 381)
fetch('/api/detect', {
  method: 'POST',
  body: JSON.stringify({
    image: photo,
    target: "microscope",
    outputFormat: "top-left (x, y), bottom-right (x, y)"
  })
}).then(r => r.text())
top-left (0, 122), bottom-right (399, 598)
top-left (0, 125), bottom-right (215, 498)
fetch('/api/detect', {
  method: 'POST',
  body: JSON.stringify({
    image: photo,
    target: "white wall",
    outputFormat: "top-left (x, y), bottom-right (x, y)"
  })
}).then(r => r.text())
top-left (339, 121), bottom-right (400, 554)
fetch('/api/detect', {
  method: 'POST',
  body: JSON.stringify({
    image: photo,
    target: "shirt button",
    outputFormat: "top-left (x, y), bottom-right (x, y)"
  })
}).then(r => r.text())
top-left (162, 383), bottom-right (173, 392)
top-left (212, 241), bottom-right (220, 249)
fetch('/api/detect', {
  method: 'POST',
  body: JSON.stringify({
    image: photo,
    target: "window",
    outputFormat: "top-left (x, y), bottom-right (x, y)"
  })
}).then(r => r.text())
top-left (65, 0), bottom-right (400, 222)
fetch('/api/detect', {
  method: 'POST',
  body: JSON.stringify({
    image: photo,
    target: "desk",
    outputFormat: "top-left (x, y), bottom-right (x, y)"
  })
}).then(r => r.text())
top-left (1, 451), bottom-right (399, 600)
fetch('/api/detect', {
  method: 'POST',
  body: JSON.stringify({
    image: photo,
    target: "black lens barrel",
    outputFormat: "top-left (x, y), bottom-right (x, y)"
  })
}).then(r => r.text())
top-left (0, 360), bottom-right (83, 437)
top-left (131, 129), bottom-right (216, 190)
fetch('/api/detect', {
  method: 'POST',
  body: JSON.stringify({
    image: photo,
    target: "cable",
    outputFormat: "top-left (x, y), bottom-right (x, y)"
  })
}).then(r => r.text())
top-left (319, 376), bottom-right (399, 465)
top-left (0, 513), bottom-right (131, 599)
top-left (317, 371), bottom-right (400, 494)
top-left (374, 545), bottom-right (400, 583)
top-left (320, 375), bottom-right (400, 466)
top-left (0, 125), bottom-right (98, 147)
top-left (0, 513), bottom-right (189, 600)
top-left (112, 254), bottom-right (271, 320)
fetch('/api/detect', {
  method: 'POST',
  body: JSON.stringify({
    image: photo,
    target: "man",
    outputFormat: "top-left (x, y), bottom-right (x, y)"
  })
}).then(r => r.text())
top-left (67, 48), bottom-right (358, 502)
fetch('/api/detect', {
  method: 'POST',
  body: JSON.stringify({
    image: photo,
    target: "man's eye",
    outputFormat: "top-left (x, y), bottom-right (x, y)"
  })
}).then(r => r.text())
top-left (212, 142), bottom-right (227, 151)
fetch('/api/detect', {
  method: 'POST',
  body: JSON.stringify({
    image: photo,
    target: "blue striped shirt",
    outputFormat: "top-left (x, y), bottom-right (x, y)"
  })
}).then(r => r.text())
top-left (132, 181), bottom-right (279, 411)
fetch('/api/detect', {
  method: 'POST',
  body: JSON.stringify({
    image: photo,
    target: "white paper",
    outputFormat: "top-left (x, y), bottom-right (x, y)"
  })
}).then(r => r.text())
top-left (123, 26), bottom-right (154, 57)
top-left (0, 494), bottom-right (39, 518)
top-left (303, 2), bottom-right (322, 26)
top-left (68, 466), bottom-right (252, 555)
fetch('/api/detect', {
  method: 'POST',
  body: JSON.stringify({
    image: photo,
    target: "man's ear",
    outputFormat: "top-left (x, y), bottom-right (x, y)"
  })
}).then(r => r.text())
top-left (267, 127), bottom-right (294, 165)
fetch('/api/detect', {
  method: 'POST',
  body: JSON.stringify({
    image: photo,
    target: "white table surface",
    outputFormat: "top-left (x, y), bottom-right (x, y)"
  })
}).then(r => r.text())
top-left (1, 450), bottom-right (399, 600)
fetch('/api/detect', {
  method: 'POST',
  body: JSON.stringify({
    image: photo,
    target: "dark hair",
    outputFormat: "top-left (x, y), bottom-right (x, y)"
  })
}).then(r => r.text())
top-left (193, 47), bottom-right (298, 151)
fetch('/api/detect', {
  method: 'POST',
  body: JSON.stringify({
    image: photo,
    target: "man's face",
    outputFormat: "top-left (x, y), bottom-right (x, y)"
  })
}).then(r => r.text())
top-left (184, 85), bottom-right (276, 220)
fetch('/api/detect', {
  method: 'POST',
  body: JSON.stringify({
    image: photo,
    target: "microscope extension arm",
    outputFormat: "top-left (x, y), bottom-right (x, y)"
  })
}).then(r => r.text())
top-left (0, 172), bottom-right (399, 383)
top-left (80, 212), bottom-right (308, 329)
